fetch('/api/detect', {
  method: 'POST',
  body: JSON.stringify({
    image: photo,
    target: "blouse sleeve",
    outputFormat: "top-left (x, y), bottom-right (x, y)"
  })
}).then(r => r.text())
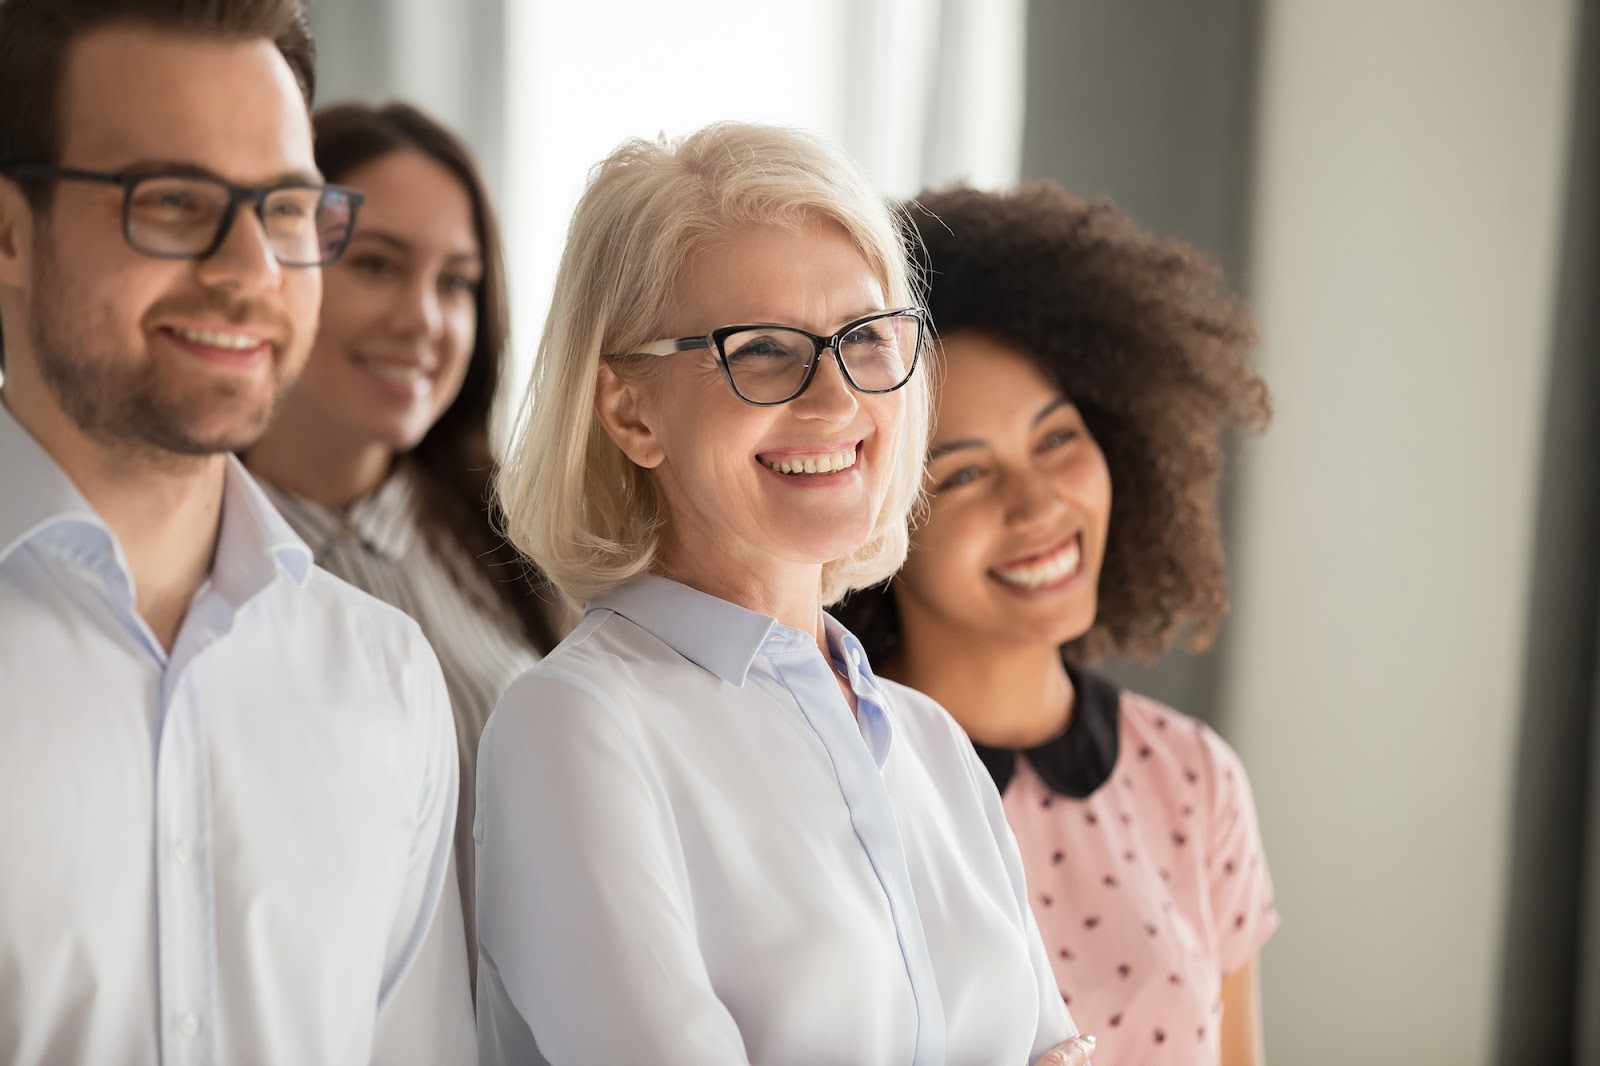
top-left (1197, 724), bottom-right (1280, 975)
top-left (473, 666), bottom-right (749, 1066)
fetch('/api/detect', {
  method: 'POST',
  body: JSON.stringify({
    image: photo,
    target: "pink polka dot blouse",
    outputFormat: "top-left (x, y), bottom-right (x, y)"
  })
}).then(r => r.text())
top-left (973, 669), bottom-right (1279, 1065)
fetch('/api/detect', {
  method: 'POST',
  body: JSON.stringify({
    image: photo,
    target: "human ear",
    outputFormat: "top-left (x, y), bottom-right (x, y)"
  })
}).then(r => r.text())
top-left (0, 177), bottom-right (33, 290)
top-left (593, 361), bottom-right (665, 469)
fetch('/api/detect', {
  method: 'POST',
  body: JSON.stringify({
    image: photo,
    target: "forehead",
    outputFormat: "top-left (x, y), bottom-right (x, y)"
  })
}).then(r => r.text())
top-left (56, 23), bottom-right (314, 180)
top-left (672, 218), bottom-right (885, 334)
top-left (935, 332), bottom-right (1061, 427)
top-left (344, 150), bottom-right (479, 252)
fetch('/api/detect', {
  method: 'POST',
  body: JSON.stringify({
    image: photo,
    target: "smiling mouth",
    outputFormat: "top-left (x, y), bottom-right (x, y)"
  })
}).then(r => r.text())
top-left (354, 355), bottom-right (434, 392)
top-left (991, 534), bottom-right (1083, 590)
top-left (756, 445), bottom-right (859, 476)
top-left (166, 325), bottom-right (268, 351)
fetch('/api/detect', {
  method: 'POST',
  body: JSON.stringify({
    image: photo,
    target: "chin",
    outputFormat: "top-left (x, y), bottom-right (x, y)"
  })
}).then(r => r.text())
top-left (769, 527), bottom-right (874, 568)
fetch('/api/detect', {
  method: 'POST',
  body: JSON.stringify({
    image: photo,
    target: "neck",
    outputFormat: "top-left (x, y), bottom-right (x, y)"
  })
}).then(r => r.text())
top-left (3, 389), bottom-right (225, 654)
top-left (244, 405), bottom-right (393, 509)
top-left (888, 606), bottom-right (1076, 748)
top-left (656, 537), bottom-right (827, 651)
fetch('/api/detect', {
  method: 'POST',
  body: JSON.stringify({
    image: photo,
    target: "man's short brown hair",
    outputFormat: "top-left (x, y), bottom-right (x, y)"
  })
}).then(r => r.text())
top-left (0, 0), bottom-right (316, 170)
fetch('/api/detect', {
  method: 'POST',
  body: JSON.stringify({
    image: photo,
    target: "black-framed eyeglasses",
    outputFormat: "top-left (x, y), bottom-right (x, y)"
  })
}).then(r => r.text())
top-left (636, 307), bottom-right (927, 406)
top-left (0, 163), bottom-right (363, 267)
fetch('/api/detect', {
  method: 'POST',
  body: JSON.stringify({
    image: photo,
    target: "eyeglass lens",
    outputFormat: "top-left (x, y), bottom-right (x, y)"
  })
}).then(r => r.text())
top-left (720, 313), bottom-right (921, 403)
top-left (125, 176), bottom-right (357, 266)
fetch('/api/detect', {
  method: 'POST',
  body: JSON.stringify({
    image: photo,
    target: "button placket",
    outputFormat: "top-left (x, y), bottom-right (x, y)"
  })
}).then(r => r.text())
top-left (154, 661), bottom-right (217, 1065)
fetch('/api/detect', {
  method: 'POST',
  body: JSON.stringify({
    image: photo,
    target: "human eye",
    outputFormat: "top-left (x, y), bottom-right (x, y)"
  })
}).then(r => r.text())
top-left (933, 465), bottom-right (985, 491)
top-left (346, 252), bottom-right (400, 279)
top-left (441, 273), bottom-right (480, 297)
top-left (725, 332), bottom-right (799, 364)
top-left (1037, 426), bottom-right (1080, 452)
top-left (841, 321), bottom-right (896, 353)
top-left (129, 180), bottom-right (212, 222)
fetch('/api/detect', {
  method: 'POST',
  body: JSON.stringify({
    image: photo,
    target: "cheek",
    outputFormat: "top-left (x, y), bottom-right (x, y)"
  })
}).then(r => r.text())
top-left (439, 308), bottom-right (478, 387)
top-left (284, 271), bottom-right (324, 350)
top-left (1081, 452), bottom-right (1114, 537)
top-left (865, 392), bottom-right (905, 449)
top-left (905, 503), bottom-right (990, 588)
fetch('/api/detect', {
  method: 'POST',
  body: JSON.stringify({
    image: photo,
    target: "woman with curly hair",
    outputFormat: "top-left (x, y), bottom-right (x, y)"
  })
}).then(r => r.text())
top-left (835, 182), bottom-right (1277, 1066)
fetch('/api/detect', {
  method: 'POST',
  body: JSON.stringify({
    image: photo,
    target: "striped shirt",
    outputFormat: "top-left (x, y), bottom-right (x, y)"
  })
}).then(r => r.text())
top-left (260, 466), bottom-right (544, 975)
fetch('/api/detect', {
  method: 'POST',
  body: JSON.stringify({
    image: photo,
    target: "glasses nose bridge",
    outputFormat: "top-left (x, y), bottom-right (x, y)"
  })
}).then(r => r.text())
top-left (196, 186), bottom-right (280, 272)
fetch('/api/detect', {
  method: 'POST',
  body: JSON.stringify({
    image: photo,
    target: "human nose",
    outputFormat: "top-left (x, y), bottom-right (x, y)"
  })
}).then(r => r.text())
top-left (391, 275), bottom-right (443, 338)
top-left (1003, 464), bottom-right (1069, 527)
top-left (193, 202), bottom-right (283, 295)
top-left (789, 346), bottom-right (859, 421)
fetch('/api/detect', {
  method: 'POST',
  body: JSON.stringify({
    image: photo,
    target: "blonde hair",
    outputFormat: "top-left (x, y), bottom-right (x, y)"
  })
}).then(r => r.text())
top-left (497, 122), bottom-right (930, 608)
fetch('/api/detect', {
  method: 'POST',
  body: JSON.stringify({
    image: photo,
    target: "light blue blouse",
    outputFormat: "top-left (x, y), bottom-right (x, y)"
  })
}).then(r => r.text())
top-left (474, 575), bottom-right (1074, 1065)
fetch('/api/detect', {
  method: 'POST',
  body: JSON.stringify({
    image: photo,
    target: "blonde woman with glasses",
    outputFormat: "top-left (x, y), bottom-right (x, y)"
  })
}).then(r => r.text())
top-left (475, 123), bottom-right (1097, 1066)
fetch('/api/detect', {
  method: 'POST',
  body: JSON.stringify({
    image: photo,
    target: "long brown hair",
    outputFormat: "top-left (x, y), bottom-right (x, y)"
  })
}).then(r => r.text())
top-left (313, 101), bottom-right (561, 652)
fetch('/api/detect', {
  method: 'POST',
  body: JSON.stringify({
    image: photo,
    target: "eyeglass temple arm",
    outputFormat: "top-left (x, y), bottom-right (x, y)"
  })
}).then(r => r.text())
top-left (634, 336), bottom-right (712, 358)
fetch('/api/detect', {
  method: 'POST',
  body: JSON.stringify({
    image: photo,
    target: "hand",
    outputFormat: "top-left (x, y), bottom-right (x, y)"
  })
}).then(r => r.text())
top-left (1031, 1033), bottom-right (1097, 1066)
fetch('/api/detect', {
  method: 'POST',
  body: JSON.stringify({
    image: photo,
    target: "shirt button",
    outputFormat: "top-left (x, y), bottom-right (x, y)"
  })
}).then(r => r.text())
top-left (173, 839), bottom-right (193, 864)
top-left (176, 1013), bottom-right (200, 1038)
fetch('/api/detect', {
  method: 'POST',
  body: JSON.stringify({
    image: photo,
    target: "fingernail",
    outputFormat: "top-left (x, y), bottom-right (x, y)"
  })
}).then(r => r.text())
top-left (1074, 1034), bottom-right (1097, 1051)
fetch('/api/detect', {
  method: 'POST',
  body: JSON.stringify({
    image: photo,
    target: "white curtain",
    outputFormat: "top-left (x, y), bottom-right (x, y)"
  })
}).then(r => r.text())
top-left (499, 0), bottom-right (1026, 394)
top-left (313, 0), bottom-right (1025, 399)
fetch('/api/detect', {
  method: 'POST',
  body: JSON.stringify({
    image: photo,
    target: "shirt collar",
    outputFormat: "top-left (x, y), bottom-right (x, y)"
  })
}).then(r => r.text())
top-left (0, 397), bottom-right (311, 591)
top-left (588, 574), bottom-right (779, 686)
top-left (0, 398), bottom-right (106, 567)
top-left (972, 663), bottom-right (1122, 798)
top-left (260, 466), bottom-right (419, 563)
top-left (217, 457), bottom-right (314, 592)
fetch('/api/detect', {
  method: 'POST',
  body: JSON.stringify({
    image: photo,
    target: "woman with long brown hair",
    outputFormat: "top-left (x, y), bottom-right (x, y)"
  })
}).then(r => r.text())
top-left (244, 102), bottom-right (564, 972)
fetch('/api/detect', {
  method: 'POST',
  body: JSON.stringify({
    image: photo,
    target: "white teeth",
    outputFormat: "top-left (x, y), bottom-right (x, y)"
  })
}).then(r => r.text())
top-left (366, 363), bottom-right (425, 385)
top-left (993, 539), bottom-right (1082, 589)
top-left (761, 447), bottom-right (857, 476)
top-left (171, 326), bottom-right (262, 351)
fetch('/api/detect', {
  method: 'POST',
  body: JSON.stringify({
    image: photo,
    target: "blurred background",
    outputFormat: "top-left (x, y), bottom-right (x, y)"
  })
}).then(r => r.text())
top-left (307, 1), bottom-right (1598, 1063)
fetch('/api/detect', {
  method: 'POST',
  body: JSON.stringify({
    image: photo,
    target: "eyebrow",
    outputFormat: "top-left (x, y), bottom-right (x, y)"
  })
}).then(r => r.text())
top-left (114, 159), bottom-right (325, 186)
top-left (926, 396), bottom-right (1074, 461)
top-left (348, 229), bottom-right (482, 264)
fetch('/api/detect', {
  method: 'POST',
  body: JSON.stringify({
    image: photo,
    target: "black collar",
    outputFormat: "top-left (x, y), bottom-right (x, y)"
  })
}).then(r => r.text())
top-left (971, 665), bottom-right (1122, 799)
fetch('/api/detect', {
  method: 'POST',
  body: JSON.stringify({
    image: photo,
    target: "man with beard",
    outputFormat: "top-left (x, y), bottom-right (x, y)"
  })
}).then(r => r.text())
top-left (0, 2), bottom-right (475, 1062)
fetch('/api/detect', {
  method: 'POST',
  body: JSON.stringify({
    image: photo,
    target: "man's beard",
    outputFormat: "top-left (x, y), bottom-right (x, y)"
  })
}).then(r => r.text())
top-left (30, 245), bottom-right (297, 460)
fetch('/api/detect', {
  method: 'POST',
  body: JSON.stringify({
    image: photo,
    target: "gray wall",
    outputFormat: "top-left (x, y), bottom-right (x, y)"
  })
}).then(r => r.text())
top-left (1228, 3), bottom-right (1578, 1063)
top-left (308, 0), bottom-right (506, 192)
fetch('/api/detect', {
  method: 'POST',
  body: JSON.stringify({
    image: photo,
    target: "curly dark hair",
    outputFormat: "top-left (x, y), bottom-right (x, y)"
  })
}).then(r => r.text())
top-left (836, 181), bottom-right (1271, 666)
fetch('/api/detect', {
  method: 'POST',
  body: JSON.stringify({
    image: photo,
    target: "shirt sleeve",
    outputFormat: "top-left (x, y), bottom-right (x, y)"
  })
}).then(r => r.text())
top-left (954, 726), bottom-right (1077, 1059)
top-left (473, 666), bottom-right (750, 1066)
top-left (1196, 724), bottom-right (1280, 976)
top-left (369, 626), bottom-right (477, 1064)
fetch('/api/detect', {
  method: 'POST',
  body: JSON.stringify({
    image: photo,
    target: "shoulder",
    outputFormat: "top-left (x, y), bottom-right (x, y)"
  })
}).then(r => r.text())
top-left (1123, 691), bottom-right (1231, 761)
top-left (276, 564), bottom-right (447, 702)
top-left (875, 676), bottom-right (994, 786)
top-left (1119, 690), bottom-right (1259, 816)
top-left (877, 676), bottom-right (970, 745)
top-left (484, 609), bottom-right (671, 748)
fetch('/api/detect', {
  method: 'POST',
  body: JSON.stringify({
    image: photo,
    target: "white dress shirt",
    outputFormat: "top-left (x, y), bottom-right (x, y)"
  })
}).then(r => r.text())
top-left (261, 471), bottom-right (545, 973)
top-left (0, 404), bottom-right (476, 1065)
top-left (475, 575), bottom-right (1074, 1065)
